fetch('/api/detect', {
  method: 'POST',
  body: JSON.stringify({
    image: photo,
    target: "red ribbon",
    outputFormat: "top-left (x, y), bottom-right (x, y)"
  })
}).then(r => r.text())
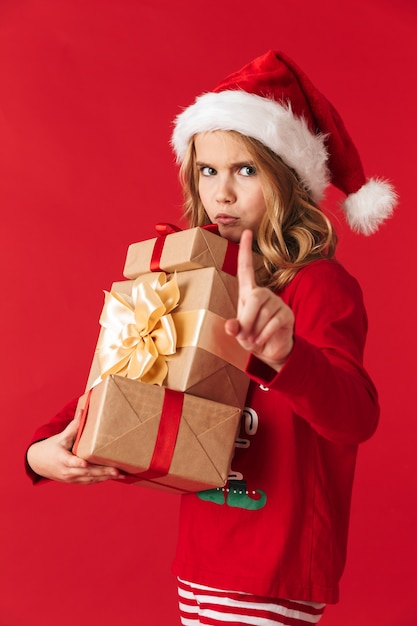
top-left (150, 223), bottom-right (181, 271)
top-left (150, 223), bottom-right (238, 275)
top-left (133, 387), bottom-right (184, 481)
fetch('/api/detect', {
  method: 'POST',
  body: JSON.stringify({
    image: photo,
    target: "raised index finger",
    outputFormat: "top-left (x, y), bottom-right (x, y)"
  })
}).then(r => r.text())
top-left (237, 229), bottom-right (256, 300)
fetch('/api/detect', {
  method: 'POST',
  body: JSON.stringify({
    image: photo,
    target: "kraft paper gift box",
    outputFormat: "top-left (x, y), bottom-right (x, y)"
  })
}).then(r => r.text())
top-left (123, 224), bottom-right (266, 280)
top-left (85, 267), bottom-right (250, 409)
top-left (73, 375), bottom-right (242, 494)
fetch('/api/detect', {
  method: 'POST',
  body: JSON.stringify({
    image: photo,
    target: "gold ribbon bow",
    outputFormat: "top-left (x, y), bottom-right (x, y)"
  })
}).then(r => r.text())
top-left (97, 272), bottom-right (180, 385)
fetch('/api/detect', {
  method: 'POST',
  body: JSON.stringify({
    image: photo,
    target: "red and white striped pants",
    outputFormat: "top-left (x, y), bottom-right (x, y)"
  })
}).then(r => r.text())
top-left (178, 578), bottom-right (326, 625)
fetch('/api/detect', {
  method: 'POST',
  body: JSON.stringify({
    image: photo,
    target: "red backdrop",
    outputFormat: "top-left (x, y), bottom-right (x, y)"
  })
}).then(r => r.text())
top-left (1, 1), bottom-right (415, 624)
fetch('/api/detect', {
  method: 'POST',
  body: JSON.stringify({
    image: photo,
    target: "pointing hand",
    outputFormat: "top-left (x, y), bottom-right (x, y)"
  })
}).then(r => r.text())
top-left (225, 229), bottom-right (294, 371)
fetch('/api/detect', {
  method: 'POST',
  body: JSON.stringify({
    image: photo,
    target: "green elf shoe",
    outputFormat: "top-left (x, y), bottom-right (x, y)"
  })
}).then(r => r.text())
top-left (226, 480), bottom-right (267, 510)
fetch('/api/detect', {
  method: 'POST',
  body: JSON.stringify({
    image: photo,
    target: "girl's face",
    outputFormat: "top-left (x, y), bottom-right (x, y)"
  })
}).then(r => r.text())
top-left (194, 131), bottom-right (267, 243)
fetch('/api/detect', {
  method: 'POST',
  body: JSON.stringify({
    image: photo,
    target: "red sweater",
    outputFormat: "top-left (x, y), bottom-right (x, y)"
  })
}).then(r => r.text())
top-left (27, 259), bottom-right (379, 604)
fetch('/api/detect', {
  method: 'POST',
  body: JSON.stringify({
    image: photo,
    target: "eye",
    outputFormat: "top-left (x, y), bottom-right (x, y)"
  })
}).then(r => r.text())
top-left (199, 166), bottom-right (217, 176)
top-left (239, 165), bottom-right (257, 177)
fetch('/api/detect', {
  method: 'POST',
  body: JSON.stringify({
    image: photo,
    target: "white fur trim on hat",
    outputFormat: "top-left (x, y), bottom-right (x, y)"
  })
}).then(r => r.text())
top-left (172, 90), bottom-right (330, 203)
top-left (343, 178), bottom-right (398, 235)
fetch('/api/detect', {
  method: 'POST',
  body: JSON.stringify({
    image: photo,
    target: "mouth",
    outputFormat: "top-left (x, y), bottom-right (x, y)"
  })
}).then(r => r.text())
top-left (215, 213), bottom-right (240, 226)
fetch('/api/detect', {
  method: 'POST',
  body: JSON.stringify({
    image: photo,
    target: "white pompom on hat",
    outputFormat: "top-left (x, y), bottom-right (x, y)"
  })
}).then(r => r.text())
top-left (171, 50), bottom-right (397, 235)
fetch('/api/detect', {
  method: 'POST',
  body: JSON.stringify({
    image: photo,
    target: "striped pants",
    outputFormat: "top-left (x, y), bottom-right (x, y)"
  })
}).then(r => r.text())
top-left (178, 579), bottom-right (326, 625)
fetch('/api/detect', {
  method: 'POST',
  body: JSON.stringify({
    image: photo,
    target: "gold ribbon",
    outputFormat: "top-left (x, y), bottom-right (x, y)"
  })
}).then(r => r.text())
top-left (97, 272), bottom-right (180, 385)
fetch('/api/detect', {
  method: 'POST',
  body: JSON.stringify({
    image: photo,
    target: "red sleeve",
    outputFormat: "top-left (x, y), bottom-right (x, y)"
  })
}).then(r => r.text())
top-left (246, 259), bottom-right (379, 444)
top-left (25, 397), bottom-right (78, 484)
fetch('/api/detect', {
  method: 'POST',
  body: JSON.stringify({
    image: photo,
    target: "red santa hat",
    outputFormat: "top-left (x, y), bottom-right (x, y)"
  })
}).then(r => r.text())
top-left (171, 50), bottom-right (397, 235)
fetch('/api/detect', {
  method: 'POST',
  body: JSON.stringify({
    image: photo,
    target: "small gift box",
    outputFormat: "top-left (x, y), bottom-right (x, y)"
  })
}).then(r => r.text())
top-left (123, 224), bottom-right (266, 280)
top-left (73, 375), bottom-right (242, 494)
top-left (85, 268), bottom-right (250, 409)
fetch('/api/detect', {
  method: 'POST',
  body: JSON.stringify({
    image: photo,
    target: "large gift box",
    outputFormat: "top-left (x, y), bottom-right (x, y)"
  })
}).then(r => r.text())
top-left (73, 375), bottom-right (242, 493)
top-left (85, 267), bottom-right (250, 409)
top-left (123, 224), bottom-right (266, 280)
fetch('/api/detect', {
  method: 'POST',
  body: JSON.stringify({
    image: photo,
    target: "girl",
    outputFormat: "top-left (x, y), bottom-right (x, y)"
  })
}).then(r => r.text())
top-left (26, 50), bottom-right (397, 625)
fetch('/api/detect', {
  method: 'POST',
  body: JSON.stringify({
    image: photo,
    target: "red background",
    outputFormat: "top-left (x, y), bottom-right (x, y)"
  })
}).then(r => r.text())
top-left (1, 1), bottom-right (415, 624)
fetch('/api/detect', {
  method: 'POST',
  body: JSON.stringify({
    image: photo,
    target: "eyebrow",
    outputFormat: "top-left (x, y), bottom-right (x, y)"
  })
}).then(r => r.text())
top-left (195, 160), bottom-right (256, 168)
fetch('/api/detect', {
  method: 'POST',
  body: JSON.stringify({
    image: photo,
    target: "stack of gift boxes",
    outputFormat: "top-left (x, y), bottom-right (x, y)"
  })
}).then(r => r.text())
top-left (73, 225), bottom-right (265, 494)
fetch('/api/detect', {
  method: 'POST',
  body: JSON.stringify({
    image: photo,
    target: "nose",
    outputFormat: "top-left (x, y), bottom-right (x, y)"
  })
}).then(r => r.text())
top-left (215, 174), bottom-right (236, 204)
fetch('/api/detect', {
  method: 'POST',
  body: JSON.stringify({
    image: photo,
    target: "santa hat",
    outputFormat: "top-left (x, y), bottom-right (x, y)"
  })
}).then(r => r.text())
top-left (172, 50), bottom-right (397, 235)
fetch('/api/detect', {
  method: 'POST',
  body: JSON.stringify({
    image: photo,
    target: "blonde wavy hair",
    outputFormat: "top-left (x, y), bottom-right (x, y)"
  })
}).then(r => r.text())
top-left (179, 131), bottom-right (337, 291)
